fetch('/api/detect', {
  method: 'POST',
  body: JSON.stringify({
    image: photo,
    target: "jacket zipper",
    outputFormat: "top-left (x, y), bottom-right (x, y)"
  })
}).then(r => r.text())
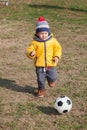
top-left (44, 41), bottom-right (47, 68)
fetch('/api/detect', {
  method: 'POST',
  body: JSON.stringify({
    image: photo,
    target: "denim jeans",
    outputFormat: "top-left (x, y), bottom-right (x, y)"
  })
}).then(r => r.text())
top-left (36, 67), bottom-right (57, 90)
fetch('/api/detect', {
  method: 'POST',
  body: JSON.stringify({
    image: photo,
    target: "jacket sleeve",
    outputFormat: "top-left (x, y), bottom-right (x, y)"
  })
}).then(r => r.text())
top-left (53, 39), bottom-right (62, 59)
top-left (26, 41), bottom-right (36, 59)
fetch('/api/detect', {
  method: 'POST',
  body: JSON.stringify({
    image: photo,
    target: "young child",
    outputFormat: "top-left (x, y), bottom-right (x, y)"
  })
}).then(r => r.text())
top-left (26, 16), bottom-right (62, 97)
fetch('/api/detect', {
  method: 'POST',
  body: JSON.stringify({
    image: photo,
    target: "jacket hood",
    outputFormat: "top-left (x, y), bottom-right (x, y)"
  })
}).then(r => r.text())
top-left (33, 33), bottom-right (53, 42)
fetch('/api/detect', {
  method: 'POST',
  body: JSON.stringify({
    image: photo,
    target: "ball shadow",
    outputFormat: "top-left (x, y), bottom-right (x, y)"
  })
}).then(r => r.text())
top-left (37, 106), bottom-right (61, 115)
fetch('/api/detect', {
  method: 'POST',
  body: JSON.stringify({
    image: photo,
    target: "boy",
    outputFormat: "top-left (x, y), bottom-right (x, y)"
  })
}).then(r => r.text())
top-left (26, 16), bottom-right (62, 97)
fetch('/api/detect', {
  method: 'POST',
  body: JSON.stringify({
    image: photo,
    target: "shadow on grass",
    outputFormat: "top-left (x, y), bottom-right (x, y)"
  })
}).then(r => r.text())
top-left (28, 4), bottom-right (87, 13)
top-left (0, 78), bottom-right (35, 95)
top-left (37, 106), bottom-right (61, 115)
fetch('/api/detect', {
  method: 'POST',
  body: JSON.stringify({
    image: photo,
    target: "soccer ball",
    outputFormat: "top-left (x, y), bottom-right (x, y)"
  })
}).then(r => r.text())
top-left (54, 96), bottom-right (72, 114)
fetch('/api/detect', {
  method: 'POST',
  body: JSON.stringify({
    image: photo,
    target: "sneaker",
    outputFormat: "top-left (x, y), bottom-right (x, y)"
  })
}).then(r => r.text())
top-left (48, 82), bottom-right (55, 88)
top-left (37, 89), bottom-right (44, 97)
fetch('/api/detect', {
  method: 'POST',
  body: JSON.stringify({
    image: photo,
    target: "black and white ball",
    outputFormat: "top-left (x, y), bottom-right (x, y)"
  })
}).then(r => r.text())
top-left (54, 96), bottom-right (72, 114)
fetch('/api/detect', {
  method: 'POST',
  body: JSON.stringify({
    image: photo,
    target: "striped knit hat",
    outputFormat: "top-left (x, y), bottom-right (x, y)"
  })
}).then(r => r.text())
top-left (36, 16), bottom-right (50, 33)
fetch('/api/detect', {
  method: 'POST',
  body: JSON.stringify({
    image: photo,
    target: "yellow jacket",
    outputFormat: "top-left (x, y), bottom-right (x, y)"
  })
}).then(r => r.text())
top-left (26, 34), bottom-right (62, 67)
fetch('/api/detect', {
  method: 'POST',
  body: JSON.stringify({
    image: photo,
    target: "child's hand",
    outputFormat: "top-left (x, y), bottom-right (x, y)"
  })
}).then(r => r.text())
top-left (30, 51), bottom-right (35, 56)
top-left (53, 57), bottom-right (59, 64)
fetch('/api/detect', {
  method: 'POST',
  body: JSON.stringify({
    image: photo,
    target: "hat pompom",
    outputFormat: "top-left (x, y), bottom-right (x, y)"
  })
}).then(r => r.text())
top-left (38, 16), bottom-right (45, 22)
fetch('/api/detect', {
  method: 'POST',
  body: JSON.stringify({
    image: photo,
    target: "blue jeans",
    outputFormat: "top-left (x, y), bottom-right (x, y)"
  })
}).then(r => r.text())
top-left (36, 67), bottom-right (57, 90)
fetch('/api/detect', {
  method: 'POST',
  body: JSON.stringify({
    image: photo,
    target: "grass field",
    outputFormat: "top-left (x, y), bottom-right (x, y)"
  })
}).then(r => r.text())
top-left (0, 0), bottom-right (87, 130)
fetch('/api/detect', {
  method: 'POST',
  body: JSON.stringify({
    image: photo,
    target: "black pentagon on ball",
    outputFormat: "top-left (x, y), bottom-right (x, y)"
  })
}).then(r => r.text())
top-left (67, 99), bottom-right (71, 105)
top-left (57, 101), bottom-right (63, 106)
top-left (63, 110), bottom-right (68, 113)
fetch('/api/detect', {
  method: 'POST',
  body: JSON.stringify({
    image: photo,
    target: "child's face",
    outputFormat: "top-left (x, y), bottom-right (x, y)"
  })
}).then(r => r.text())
top-left (37, 31), bottom-right (49, 40)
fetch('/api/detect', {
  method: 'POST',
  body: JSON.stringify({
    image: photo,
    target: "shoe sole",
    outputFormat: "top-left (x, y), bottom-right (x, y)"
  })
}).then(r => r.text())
top-left (38, 95), bottom-right (44, 98)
